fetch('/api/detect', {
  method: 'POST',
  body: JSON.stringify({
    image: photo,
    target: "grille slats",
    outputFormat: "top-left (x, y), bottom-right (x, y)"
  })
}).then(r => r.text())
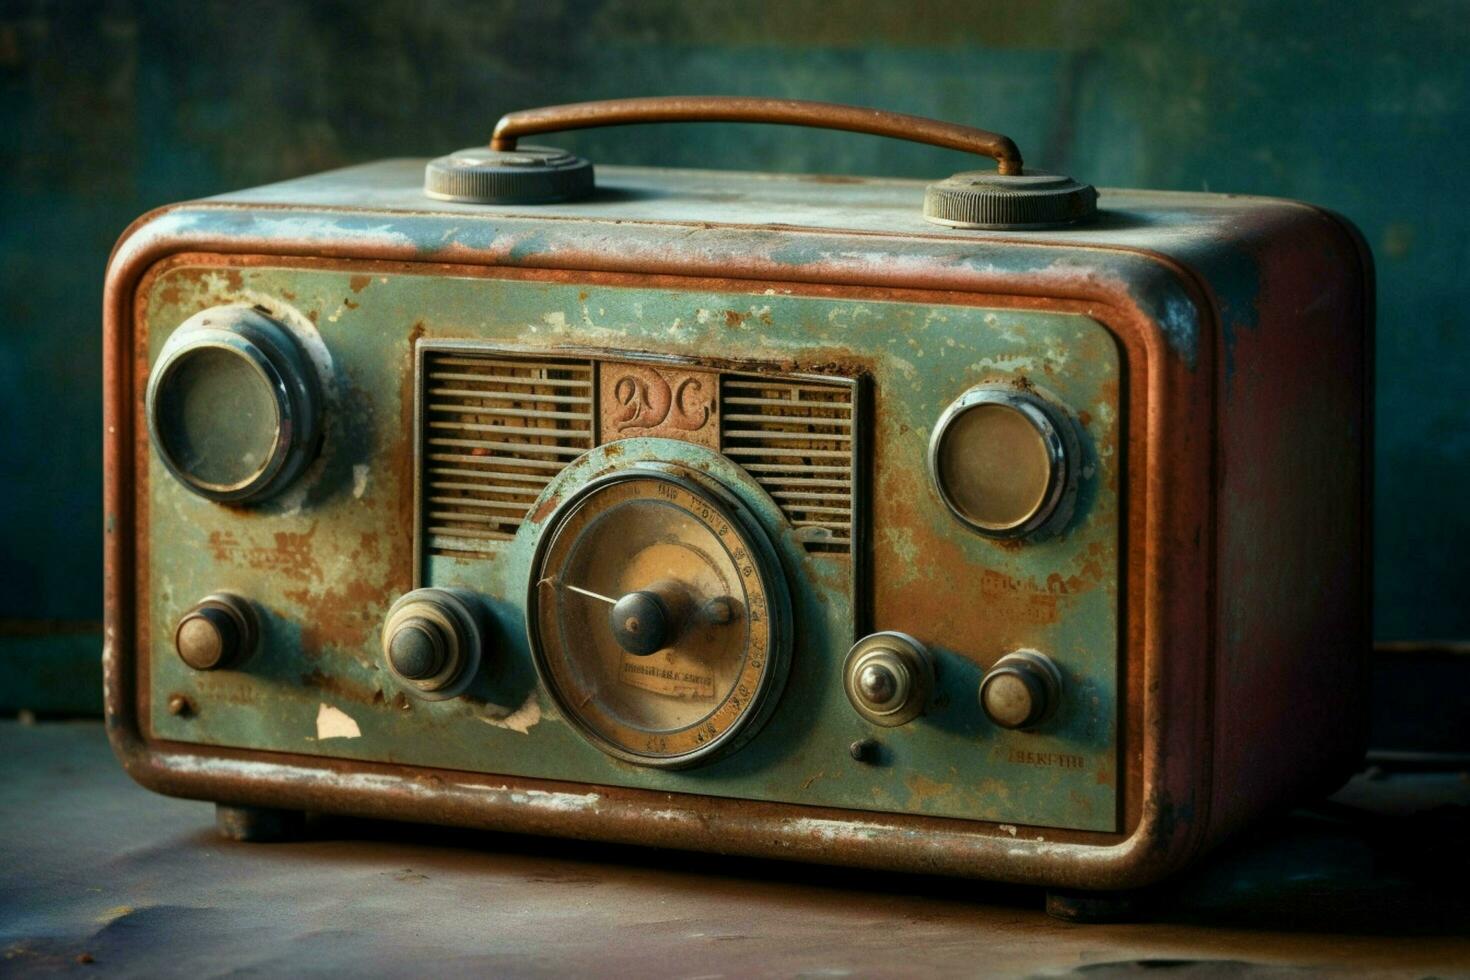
top-left (422, 352), bottom-right (595, 557)
top-left (719, 374), bottom-right (855, 555)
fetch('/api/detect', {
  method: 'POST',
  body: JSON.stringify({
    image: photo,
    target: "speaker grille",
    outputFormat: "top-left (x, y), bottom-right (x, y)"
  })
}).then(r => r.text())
top-left (421, 352), bottom-right (595, 558)
top-left (719, 375), bottom-right (855, 555)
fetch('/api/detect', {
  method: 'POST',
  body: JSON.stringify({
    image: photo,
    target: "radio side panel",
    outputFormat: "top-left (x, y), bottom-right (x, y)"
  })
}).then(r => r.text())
top-left (1205, 204), bottom-right (1372, 844)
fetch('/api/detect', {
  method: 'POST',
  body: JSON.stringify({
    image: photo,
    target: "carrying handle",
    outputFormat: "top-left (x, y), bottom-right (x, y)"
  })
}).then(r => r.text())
top-left (490, 96), bottom-right (1024, 176)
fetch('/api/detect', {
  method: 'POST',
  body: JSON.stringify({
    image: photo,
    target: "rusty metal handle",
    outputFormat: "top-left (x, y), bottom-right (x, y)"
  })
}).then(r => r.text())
top-left (490, 96), bottom-right (1023, 175)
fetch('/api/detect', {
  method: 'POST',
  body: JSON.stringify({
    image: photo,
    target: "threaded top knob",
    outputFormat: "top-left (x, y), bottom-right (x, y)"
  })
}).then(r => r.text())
top-left (424, 145), bottom-right (594, 204)
top-left (924, 169), bottom-right (1097, 230)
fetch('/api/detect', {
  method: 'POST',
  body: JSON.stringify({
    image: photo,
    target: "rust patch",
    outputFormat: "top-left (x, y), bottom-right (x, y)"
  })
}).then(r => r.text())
top-left (530, 494), bottom-right (561, 524)
top-left (905, 772), bottom-right (955, 808)
top-left (207, 529), bottom-right (239, 562)
top-left (348, 274), bottom-right (373, 293)
top-left (343, 297), bottom-right (359, 310)
top-left (206, 526), bottom-right (324, 582)
top-left (300, 668), bottom-right (381, 703)
top-left (285, 576), bottom-right (391, 656)
top-left (354, 531), bottom-right (382, 564)
top-left (255, 528), bottom-right (324, 582)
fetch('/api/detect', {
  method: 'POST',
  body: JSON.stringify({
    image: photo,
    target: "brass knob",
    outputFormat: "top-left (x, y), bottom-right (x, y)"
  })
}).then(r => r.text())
top-left (381, 589), bottom-right (488, 700)
top-left (979, 650), bottom-right (1063, 730)
top-left (842, 632), bottom-right (935, 727)
top-left (174, 593), bottom-right (258, 671)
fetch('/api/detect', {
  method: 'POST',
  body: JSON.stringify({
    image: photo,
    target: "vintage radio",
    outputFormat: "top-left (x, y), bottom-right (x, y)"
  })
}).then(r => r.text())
top-left (103, 98), bottom-right (1371, 915)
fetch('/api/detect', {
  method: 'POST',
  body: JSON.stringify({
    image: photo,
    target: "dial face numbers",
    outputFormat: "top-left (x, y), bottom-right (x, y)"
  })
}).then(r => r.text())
top-left (529, 471), bottom-right (782, 767)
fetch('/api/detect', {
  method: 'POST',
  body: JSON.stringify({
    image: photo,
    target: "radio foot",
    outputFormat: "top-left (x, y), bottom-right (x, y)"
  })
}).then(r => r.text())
top-left (1044, 888), bottom-right (1141, 923)
top-left (215, 803), bottom-right (305, 843)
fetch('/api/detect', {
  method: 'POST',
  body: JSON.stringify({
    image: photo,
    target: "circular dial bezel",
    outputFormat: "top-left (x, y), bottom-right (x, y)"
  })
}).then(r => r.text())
top-left (927, 384), bottom-right (1077, 539)
top-left (526, 466), bottom-right (789, 769)
top-left (145, 306), bottom-right (323, 504)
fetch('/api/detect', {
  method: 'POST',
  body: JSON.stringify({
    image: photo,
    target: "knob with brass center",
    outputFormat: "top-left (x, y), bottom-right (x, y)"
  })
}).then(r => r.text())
top-left (842, 632), bottom-right (935, 727)
top-left (858, 662), bottom-right (900, 706)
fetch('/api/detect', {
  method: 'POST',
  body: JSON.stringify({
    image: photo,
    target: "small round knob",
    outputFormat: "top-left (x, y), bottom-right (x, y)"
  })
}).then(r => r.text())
top-left (858, 663), bottom-right (900, 705)
top-left (843, 632), bottom-right (935, 727)
top-left (387, 617), bottom-right (448, 679)
top-left (381, 589), bottom-right (488, 700)
top-left (979, 650), bottom-right (1063, 730)
top-left (174, 594), bottom-right (258, 671)
top-left (610, 591), bottom-right (671, 656)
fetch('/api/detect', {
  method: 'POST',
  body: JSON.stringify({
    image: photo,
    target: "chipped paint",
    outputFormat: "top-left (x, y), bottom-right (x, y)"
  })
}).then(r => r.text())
top-left (314, 703), bottom-right (361, 740)
top-left (480, 692), bottom-right (542, 735)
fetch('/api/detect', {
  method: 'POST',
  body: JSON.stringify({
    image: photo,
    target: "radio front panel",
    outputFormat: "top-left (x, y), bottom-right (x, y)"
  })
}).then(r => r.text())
top-left (139, 258), bottom-right (1123, 833)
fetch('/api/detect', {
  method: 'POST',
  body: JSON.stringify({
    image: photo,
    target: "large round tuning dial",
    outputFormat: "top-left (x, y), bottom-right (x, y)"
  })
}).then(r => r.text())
top-left (380, 589), bottom-right (488, 700)
top-left (174, 593), bottom-right (259, 671)
top-left (527, 467), bottom-right (791, 769)
top-left (842, 632), bottom-right (936, 727)
top-left (146, 306), bottom-right (322, 504)
top-left (928, 384), bottom-right (1078, 539)
top-left (979, 650), bottom-right (1064, 730)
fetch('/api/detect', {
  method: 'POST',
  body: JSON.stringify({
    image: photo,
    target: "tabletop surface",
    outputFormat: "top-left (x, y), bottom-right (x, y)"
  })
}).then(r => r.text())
top-left (1, 719), bottom-right (1467, 978)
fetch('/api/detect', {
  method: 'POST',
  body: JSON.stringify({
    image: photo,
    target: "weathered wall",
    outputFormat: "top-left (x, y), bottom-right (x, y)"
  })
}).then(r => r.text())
top-left (1, 0), bottom-right (1466, 708)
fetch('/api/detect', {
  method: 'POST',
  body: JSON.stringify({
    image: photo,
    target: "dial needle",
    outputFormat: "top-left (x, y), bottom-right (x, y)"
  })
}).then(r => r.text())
top-left (555, 581), bottom-right (614, 605)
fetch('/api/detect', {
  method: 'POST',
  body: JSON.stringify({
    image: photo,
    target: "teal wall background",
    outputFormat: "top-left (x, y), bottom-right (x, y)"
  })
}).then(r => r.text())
top-left (2, 0), bottom-right (1467, 709)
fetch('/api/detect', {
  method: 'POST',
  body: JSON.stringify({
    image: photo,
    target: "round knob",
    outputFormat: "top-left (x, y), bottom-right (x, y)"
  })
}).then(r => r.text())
top-left (146, 306), bottom-right (323, 504)
top-left (174, 593), bottom-right (258, 671)
top-left (979, 650), bottom-right (1064, 730)
top-left (610, 591), bottom-right (671, 656)
top-left (381, 589), bottom-right (488, 700)
top-left (842, 632), bottom-right (935, 727)
top-left (423, 145), bottom-right (594, 204)
top-left (858, 662), bottom-right (900, 705)
top-left (387, 617), bottom-right (448, 679)
top-left (924, 169), bottom-right (1097, 230)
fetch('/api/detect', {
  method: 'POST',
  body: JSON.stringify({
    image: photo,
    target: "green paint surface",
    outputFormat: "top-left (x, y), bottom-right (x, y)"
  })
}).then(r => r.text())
top-left (143, 265), bottom-right (1121, 832)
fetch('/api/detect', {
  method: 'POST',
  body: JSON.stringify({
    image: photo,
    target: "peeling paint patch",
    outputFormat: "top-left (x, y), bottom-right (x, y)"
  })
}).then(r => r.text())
top-left (352, 464), bottom-right (370, 499)
top-left (480, 692), bottom-right (542, 734)
top-left (315, 703), bottom-right (361, 740)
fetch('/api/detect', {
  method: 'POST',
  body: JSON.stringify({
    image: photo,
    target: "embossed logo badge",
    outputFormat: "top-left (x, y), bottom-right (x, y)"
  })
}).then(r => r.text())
top-left (598, 363), bottom-right (719, 448)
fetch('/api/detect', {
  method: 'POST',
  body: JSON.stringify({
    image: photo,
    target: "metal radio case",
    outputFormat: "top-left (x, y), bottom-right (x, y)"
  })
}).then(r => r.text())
top-left (104, 99), bottom-right (1371, 897)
